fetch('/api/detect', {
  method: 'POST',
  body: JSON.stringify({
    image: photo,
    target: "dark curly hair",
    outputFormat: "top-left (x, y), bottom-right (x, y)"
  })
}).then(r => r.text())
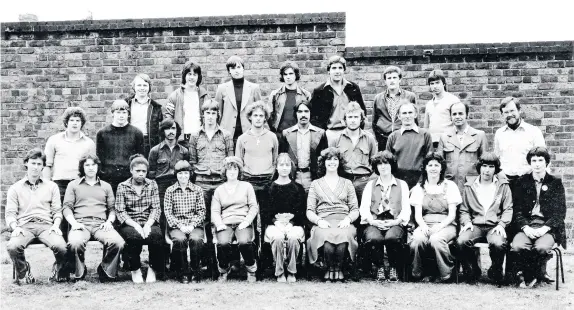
top-left (317, 147), bottom-right (346, 178)
top-left (419, 152), bottom-right (447, 187)
top-left (371, 150), bottom-right (398, 176)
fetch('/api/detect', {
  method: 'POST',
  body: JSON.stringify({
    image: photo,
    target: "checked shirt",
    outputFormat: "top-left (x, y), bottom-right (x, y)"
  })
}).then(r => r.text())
top-left (115, 178), bottom-right (161, 226)
top-left (164, 182), bottom-right (206, 229)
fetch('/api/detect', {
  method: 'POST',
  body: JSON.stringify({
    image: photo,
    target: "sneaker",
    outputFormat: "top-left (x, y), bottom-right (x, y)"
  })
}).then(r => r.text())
top-left (218, 271), bottom-right (228, 283)
top-left (247, 271), bottom-right (257, 283)
top-left (277, 274), bottom-right (287, 283)
top-left (131, 269), bottom-right (144, 284)
top-left (527, 278), bottom-right (538, 288)
top-left (286, 274), bottom-right (297, 283)
top-left (388, 267), bottom-right (398, 282)
top-left (180, 275), bottom-right (190, 284)
top-left (376, 267), bottom-right (387, 281)
top-left (516, 272), bottom-right (527, 288)
top-left (15, 262), bottom-right (35, 285)
top-left (146, 268), bottom-right (157, 283)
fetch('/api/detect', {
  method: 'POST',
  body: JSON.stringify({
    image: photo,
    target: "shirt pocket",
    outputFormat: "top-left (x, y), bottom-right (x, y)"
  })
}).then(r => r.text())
top-left (197, 138), bottom-right (209, 152)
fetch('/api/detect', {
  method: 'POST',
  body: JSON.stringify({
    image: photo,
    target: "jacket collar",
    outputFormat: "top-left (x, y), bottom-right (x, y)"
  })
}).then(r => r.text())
top-left (322, 78), bottom-right (350, 90)
top-left (179, 85), bottom-right (208, 97)
top-left (276, 84), bottom-right (304, 96)
top-left (284, 124), bottom-right (321, 133)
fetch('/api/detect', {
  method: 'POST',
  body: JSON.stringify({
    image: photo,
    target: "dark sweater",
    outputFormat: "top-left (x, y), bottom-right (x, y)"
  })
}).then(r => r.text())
top-left (96, 124), bottom-right (144, 180)
top-left (276, 88), bottom-right (298, 133)
top-left (386, 128), bottom-right (433, 188)
top-left (263, 181), bottom-right (306, 227)
top-left (233, 78), bottom-right (245, 140)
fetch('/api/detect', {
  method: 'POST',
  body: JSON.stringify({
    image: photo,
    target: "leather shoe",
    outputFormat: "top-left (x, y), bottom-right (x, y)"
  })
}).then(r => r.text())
top-left (180, 275), bottom-right (190, 284)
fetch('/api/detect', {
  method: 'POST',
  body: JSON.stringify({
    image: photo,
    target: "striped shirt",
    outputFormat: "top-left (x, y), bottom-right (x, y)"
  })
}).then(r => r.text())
top-left (115, 178), bottom-right (161, 226)
top-left (164, 182), bottom-right (206, 229)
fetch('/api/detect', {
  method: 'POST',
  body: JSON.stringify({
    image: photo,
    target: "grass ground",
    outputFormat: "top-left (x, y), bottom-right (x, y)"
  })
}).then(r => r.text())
top-left (1, 242), bottom-right (573, 310)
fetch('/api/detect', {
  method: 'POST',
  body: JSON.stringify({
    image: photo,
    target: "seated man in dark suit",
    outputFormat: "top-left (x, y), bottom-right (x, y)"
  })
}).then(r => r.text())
top-left (509, 147), bottom-right (566, 288)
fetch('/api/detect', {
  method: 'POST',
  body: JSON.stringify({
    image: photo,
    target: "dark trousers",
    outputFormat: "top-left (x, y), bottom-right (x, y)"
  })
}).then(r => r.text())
top-left (216, 225), bottom-right (257, 273)
top-left (324, 242), bottom-right (347, 271)
top-left (195, 178), bottom-right (223, 227)
top-left (119, 224), bottom-right (164, 271)
top-left (396, 169), bottom-right (422, 189)
top-left (457, 225), bottom-right (507, 275)
top-left (169, 227), bottom-right (204, 275)
top-left (243, 174), bottom-right (273, 221)
top-left (362, 225), bottom-right (406, 268)
top-left (510, 232), bottom-right (554, 280)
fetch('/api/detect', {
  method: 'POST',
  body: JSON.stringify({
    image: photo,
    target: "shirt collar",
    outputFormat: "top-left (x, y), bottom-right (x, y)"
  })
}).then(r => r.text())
top-left (24, 177), bottom-right (43, 186)
top-left (159, 140), bottom-right (180, 151)
top-left (400, 124), bottom-right (420, 135)
top-left (502, 120), bottom-right (526, 132)
top-left (133, 96), bottom-right (150, 105)
top-left (456, 125), bottom-right (470, 135)
top-left (199, 125), bottom-right (223, 134)
top-left (323, 78), bottom-right (350, 89)
top-left (64, 131), bottom-right (86, 141)
top-left (473, 175), bottom-right (498, 187)
top-left (376, 176), bottom-right (398, 187)
top-left (297, 126), bottom-right (310, 135)
top-left (175, 181), bottom-right (196, 191)
top-left (79, 176), bottom-right (102, 185)
top-left (127, 177), bottom-right (151, 189)
top-left (341, 128), bottom-right (367, 139)
top-left (385, 88), bottom-right (402, 97)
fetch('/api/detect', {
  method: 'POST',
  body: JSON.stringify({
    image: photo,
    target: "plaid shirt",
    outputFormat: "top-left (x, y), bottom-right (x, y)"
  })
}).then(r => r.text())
top-left (164, 182), bottom-right (206, 229)
top-left (115, 178), bottom-right (161, 226)
top-left (189, 126), bottom-right (234, 179)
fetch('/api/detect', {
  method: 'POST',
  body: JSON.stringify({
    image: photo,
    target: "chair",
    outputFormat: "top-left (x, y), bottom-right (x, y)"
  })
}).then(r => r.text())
top-left (551, 244), bottom-right (565, 291)
top-left (164, 224), bottom-right (212, 279)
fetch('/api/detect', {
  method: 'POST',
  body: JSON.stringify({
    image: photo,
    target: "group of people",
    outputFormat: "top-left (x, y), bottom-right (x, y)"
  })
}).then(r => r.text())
top-left (5, 55), bottom-right (566, 289)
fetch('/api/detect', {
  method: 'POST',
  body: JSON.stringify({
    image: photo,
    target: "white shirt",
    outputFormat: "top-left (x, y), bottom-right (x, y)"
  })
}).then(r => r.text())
top-left (409, 179), bottom-right (462, 207)
top-left (183, 89), bottom-right (201, 135)
top-left (130, 98), bottom-right (149, 135)
top-left (494, 120), bottom-right (546, 176)
top-left (425, 92), bottom-right (459, 142)
top-left (474, 176), bottom-right (498, 214)
top-left (359, 176), bottom-right (411, 225)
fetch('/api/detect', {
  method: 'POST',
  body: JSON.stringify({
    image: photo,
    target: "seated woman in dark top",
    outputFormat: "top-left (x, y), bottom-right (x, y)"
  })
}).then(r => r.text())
top-left (307, 147), bottom-right (359, 282)
top-left (263, 153), bottom-right (306, 283)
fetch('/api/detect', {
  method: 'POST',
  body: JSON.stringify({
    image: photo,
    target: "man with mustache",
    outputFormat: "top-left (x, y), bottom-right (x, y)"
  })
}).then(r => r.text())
top-left (494, 97), bottom-right (546, 184)
top-left (268, 61), bottom-right (311, 135)
top-left (280, 101), bottom-right (328, 192)
top-left (309, 55), bottom-right (366, 146)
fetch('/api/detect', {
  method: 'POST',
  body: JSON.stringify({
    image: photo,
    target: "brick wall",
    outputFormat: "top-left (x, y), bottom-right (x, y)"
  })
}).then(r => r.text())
top-left (1, 13), bottom-right (573, 236)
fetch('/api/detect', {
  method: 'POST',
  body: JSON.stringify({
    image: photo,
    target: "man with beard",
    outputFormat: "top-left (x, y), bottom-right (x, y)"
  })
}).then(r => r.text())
top-left (494, 97), bottom-right (546, 184)
top-left (280, 101), bottom-right (328, 192)
top-left (333, 101), bottom-right (378, 205)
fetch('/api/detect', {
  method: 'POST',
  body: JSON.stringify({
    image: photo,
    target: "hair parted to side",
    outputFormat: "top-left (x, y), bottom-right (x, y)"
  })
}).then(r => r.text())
top-left (419, 152), bottom-right (447, 187)
top-left (343, 101), bottom-right (366, 126)
top-left (220, 156), bottom-right (244, 182)
top-left (181, 60), bottom-right (203, 86)
top-left (397, 99), bottom-right (418, 115)
top-left (383, 66), bottom-right (402, 80)
top-left (158, 118), bottom-right (181, 141)
top-left (111, 99), bottom-right (130, 113)
top-left (24, 148), bottom-right (46, 166)
top-left (62, 107), bottom-right (88, 129)
top-left (129, 154), bottom-right (149, 170)
top-left (526, 146), bottom-right (551, 166)
top-left (327, 55), bottom-right (346, 71)
top-left (78, 153), bottom-right (101, 178)
top-left (226, 55), bottom-right (244, 72)
top-left (371, 151), bottom-right (398, 176)
top-left (427, 69), bottom-right (447, 91)
top-left (131, 73), bottom-right (152, 94)
top-left (274, 152), bottom-right (296, 180)
top-left (246, 101), bottom-right (270, 123)
top-left (279, 61), bottom-right (301, 82)
top-left (292, 100), bottom-right (311, 119)
top-left (475, 152), bottom-right (502, 175)
top-left (499, 96), bottom-right (521, 113)
top-left (200, 99), bottom-right (221, 125)
top-left (317, 147), bottom-right (346, 178)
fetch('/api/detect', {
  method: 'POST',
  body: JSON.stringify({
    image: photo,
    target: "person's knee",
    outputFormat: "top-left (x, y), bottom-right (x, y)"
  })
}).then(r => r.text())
top-left (67, 238), bottom-right (86, 251)
top-left (428, 234), bottom-right (446, 248)
top-left (6, 239), bottom-right (23, 254)
top-left (489, 238), bottom-right (507, 251)
top-left (456, 235), bottom-right (472, 249)
top-left (533, 243), bottom-right (552, 256)
top-left (510, 240), bottom-right (528, 253)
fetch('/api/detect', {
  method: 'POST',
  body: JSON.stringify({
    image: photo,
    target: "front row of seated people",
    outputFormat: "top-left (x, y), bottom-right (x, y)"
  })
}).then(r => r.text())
top-left (6, 146), bottom-right (566, 287)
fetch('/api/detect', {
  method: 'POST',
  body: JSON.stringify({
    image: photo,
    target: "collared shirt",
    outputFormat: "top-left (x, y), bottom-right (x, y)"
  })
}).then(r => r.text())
top-left (385, 89), bottom-right (402, 123)
top-left (400, 124), bottom-right (420, 135)
top-left (473, 176), bottom-right (498, 213)
top-left (63, 177), bottom-right (114, 223)
top-left (425, 92), bottom-right (459, 142)
top-left (45, 131), bottom-right (96, 181)
top-left (359, 176), bottom-right (411, 225)
top-left (115, 178), bottom-right (161, 226)
top-left (456, 125), bottom-right (469, 145)
top-left (494, 120), bottom-right (546, 176)
top-left (532, 177), bottom-right (545, 218)
top-left (148, 141), bottom-right (189, 180)
top-left (164, 182), bottom-right (206, 229)
top-left (325, 78), bottom-right (351, 130)
top-left (130, 97), bottom-right (150, 135)
top-left (189, 126), bottom-right (234, 180)
top-left (296, 126), bottom-right (311, 169)
top-left (183, 88), bottom-right (201, 134)
top-left (336, 128), bottom-right (377, 175)
top-left (5, 177), bottom-right (62, 227)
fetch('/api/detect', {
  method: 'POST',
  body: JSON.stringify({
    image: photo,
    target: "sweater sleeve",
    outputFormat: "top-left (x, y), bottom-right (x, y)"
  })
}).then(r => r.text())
top-left (210, 187), bottom-right (224, 228)
top-left (306, 181), bottom-right (321, 224)
top-left (498, 183), bottom-right (513, 228)
top-left (243, 183), bottom-right (259, 225)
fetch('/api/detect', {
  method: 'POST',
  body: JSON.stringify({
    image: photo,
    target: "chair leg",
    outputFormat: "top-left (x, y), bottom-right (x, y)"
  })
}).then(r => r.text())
top-left (553, 248), bottom-right (559, 291)
top-left (455, 257), bottom-right (459, 284)
top-left (558, 249), bottom-right (565, 284)
top-left (13, 265), bottom-right (16, 280)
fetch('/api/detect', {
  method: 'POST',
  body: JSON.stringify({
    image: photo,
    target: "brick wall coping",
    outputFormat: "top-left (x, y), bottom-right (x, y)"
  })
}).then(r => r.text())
top-left (1, 12), bottom-right (346, 34)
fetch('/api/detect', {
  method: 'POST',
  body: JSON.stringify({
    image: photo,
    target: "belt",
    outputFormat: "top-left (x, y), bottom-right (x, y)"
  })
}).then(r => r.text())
top-left (297, 167), bottom-right (310, 173)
